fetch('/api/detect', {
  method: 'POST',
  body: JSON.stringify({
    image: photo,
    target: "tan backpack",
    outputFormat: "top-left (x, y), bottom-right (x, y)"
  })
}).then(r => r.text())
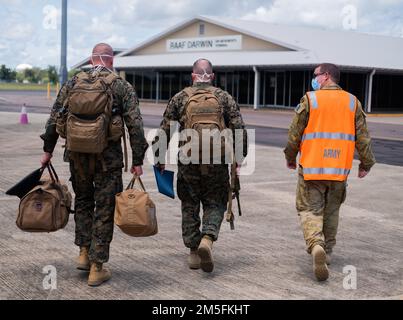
top-left (114, 176), bottom-right (157, 237)
top-left (16, 163), bottom-right (72, 233)
top-left (56, 71), bottom-right (119, 154)
top-left (183, 87), bottom-right (231, 164)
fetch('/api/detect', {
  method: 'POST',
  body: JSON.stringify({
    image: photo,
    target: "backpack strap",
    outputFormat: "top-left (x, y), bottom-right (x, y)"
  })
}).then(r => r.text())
top-left (183, 87), bottom-right (196, 98)
top-left (75, 71), bottom-right (90, 81)
top-left (93, 73), bottom-right (118, 116)
top-left (208, 86), bottom-right (224, 114)
top-left (103, 72), bottom-right (128, 172)
top-left (186, 86), bottom-right (220, 98)
top-left (103, 72), bottom-right (120, 86)
top-left (207, 86), bottom-right (221, 97)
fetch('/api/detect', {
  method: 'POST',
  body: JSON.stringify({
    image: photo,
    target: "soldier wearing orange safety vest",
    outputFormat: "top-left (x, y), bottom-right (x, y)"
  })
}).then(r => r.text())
top-left (284, 63), bottom-right (375, 282)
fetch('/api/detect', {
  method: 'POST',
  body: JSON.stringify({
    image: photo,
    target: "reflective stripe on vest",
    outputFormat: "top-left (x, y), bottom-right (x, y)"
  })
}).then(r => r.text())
top-left (300, 89), bottom-right (356, 181)
top-left (303, 167), bottom-right (351, 176)
top-left (307, 92), bottom-right (319, 109)
top-left (348, 93), bottom-right (355, 111)
top-left (302, 132), bottom-right (356, 142)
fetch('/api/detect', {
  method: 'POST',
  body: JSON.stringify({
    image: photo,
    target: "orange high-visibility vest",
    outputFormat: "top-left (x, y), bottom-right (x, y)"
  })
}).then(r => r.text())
top-left (300, 89), bottom-right (357, 181)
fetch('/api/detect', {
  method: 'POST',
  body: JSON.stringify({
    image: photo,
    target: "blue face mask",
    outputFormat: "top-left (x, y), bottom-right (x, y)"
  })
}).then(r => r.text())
top-left (311, 78), bottom-right (321, 91)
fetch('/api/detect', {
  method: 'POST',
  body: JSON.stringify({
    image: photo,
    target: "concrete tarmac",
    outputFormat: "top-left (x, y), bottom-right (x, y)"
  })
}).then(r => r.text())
top-left (0, 112), bottom-right (402, 300)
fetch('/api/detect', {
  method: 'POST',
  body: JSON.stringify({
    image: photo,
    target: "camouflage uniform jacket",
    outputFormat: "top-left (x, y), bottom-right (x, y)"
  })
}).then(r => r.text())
top-left (40, 67), bottom-right (149, 167)
top-left (152, 82), bottom-right (248, 162)
top-left (283, 84), bottom-right (376, 172)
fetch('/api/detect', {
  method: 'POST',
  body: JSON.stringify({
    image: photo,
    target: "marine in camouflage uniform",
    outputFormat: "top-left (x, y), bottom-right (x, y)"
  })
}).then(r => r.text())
top-left (40, 66), bottom-right (148, 264)
top-left (153, 82), bottom-right (248, 251)
top-left (284, 84), bottom-right (376, 256)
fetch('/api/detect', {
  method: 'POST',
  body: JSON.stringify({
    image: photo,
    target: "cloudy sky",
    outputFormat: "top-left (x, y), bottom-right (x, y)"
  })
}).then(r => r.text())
top-left (1, 0), bottom-right (402, 69)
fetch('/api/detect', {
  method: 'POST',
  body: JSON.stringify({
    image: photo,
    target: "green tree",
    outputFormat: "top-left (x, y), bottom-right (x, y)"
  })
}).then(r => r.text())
top-left (16, 71), bottom-right (25, 83)
top-left (47, 65), bottom-right (58, 84)
top-left (24, 67), bottom-right (43, 83)
top-left (0, 64), bottom-right (14, 81)
top-left (23, 68), bottom-right (35, 83)
top-left (9, 70), bottom-right (16, 81)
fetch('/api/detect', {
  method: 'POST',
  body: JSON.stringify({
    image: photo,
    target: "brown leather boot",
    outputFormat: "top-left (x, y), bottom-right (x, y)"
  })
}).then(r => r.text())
top-left (76, 247), bottom-right (90, 271)
top-left (312, 245), bottom-right (329, 281)
top-left (198, 235), bottom-right (214, 273)
top-left (188, 249), bottom-right (201, 270)
top-left (88, 263), bottom-right (111, 287)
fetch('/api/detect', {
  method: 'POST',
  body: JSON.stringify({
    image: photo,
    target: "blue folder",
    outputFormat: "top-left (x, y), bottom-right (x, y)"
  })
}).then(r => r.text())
top-left (153, 165), bottom-right (175, 199)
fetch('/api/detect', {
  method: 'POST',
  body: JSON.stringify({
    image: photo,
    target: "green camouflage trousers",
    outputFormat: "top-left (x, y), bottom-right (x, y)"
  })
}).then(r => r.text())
top-left (296, 167), bottom-right (347, 254)
top-left (177, 163), bottom-right (229, 249)
top-left (69, 154), bottom-right (123, 264)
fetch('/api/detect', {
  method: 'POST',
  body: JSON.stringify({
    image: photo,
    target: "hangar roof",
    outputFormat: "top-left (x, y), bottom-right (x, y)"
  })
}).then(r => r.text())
top-left (74, 16), bottom-right (403, 73)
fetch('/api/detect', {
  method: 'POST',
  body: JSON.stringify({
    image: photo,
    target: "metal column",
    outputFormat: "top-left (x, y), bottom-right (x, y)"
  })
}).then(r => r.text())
top-left (367, 69), bottom-right (376, 113)
top-left (155, 71), bottom-right (160, 104)
top-left (59, 0), bottom-right (68, 86)
top-left (253, 66), bottom-right (260, 110)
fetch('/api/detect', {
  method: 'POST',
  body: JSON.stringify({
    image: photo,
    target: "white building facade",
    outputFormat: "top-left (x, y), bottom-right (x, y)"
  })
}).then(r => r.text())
top-left (74, 16), bottom-right (403, 113)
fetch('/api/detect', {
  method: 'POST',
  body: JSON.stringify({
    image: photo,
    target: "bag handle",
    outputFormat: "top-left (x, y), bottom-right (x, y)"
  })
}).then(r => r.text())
top-left (126, 175), bottom-right (146, 192)
top-left (46, 162), bottom-right (60, 183)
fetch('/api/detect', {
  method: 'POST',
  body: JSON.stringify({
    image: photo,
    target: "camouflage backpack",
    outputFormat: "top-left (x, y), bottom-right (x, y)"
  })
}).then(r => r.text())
top-left (56, 71), bottom-right (120, 154)
top-left (182, 86), bottom-right (232, 164)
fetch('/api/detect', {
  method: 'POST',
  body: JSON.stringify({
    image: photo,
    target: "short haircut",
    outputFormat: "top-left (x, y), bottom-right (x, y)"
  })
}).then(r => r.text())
top-left (193, 58), bottom-right (213, 74)
top-left (92, 43), bottom-right (113, 56)
top-left (317, 63), bottom-right (340, 83)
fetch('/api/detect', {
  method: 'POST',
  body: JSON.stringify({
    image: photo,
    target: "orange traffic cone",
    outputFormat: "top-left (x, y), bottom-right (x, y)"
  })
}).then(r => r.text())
top-left (20, 104), bottom-right (29, 125)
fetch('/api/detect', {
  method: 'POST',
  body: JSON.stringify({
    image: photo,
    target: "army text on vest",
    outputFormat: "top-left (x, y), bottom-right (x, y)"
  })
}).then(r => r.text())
top-left (300, 89), bottom-right (357, 181)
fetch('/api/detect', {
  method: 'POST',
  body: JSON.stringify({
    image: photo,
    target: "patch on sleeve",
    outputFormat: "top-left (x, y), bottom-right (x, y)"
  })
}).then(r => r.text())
top-left (294, 103), bottom-right (305, 114)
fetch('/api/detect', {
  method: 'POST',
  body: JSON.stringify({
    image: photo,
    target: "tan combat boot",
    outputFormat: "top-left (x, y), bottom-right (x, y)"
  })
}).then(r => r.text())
top-left (326, 252), bottom-right (332, 265)
top-left (188, 249), bottom-right (201, 270)
top-left (76, 247), bottom-right (90, 271)
top-left (197, 235), bottom-right (214, 273)
top-left (88, 263), bottom-right (111, 287)
top-left (312, 245), bottom-right (329, 281)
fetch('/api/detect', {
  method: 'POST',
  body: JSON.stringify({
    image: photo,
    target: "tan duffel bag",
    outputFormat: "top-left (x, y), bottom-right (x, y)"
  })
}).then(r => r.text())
top-left (114, 175), bottom-right (157, 237)
top-left (16, 163), bottom-right (73, 232)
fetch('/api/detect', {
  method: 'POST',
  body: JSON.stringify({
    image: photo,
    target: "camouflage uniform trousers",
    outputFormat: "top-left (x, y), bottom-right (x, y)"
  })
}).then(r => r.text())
top-left (177, 163), bottom-right (229, 249)
top-left (296, 167), bottom-right (347, 254)
top-left (69, 153), bottom-right (123, 264)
